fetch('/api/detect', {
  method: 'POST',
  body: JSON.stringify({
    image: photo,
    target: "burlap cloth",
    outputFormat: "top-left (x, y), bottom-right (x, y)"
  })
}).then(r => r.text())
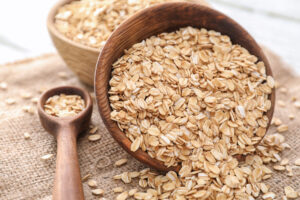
top-left (0, 48), bottom-right (299, 200)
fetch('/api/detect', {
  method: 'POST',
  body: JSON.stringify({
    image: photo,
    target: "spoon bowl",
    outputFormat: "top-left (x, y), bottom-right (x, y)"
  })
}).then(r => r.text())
top-left (38, 86), bottom-right (93, 200)
top-left (95, 2), bottom-right (275, 172)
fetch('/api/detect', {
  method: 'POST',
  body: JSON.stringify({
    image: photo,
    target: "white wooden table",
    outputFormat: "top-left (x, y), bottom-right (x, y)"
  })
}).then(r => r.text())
top-left (0, 0), bottom-right (299, 73)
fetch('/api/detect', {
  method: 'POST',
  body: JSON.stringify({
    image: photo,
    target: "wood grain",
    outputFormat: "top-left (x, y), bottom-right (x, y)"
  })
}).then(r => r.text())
top-left (38, 86), bottom-right (93, 200)
top-left (95, 2), bottom-right (275, 172)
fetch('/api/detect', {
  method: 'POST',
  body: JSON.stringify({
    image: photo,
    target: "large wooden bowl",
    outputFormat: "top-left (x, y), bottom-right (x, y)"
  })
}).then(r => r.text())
top-left (95, 2), bottom-right (275, 172)
top-left (47, 0), bottom-right (208, 86)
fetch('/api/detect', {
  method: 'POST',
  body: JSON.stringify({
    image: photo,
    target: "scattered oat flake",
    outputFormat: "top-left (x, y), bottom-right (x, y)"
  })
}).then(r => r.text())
top-left (81, 174), bottom-right (91, 182)
top-left (88, 134), bottom-right (101, 141)
top-left (91, 189), bottom-right (104, 196)
top-left (280, 158), bottom-right (289, 166)
top-left (284, 186), bottom-right (298, 199)
top-left (289, 114), bottom-right (295, 120)
top-left (272, 117), bottom-right (282, 126)
top-left (22, 105), bottom-right (35, 114)
top-left (262, 192), bottom-right (276, 199)
top-left (294, 101), bottom-right (300, 108)
top-left (41, 154), bottom-right (53, 160)
top-left (273, 165), bottom-right (285, 171)
top-left (0, 82), bottom-right (7, 89)
top-left (89, 126), bottom-right (98, 134)
top-left (128, 188), bottom-right (137, 196)
top-left (294, 158), bottom-right (300, 166)
top-left (113, 187), bottom-right (124, 193)
top-left (114, 158), bottom-right (128, 167)
top-left (5, 98), bottom-right (16, 105)
top-left (24, 132), bottom-right (31, 139)
top-left (277, 124), bottom-right (288, 133)
top-left (87, 179), bottom-right (97, 188)
top-left (31, 97), bottom-right (39, 104)
top-left (116, 191), bottom-right (128, 200)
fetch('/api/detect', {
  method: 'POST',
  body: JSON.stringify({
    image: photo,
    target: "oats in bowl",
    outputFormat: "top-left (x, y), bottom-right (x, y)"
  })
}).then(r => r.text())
top-left (54, 0), bottom-right (195, 49)
top-left (109, 26), bottom-right (274, 168)
top-left (44, 93), bottom-right (85, 117)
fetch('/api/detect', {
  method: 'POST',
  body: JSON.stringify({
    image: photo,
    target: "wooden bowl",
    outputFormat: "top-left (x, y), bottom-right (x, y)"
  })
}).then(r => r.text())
top-left (47, 0), bottom-right (209, 87)
top-left (47, 0), bottom-right (99, 86)
top-left (95, 2), bottom-right (275, 172)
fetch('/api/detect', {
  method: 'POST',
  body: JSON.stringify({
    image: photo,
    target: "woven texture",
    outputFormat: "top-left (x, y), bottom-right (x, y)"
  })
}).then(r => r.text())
top-left (0, 49), bottom-right (299, 199)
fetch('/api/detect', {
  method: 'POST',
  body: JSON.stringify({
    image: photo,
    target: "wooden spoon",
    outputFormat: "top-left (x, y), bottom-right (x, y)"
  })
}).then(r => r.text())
top-left (95, 2), bottom-right (275, 172)
top-left (38, 86), bottom-right (93, 200)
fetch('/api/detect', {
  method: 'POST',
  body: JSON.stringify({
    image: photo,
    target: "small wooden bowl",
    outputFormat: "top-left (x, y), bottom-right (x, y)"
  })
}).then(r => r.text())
top-left (47, 0), bottom-right (99, 86)
top-left (47, 0), bottom-right (208, 87)
top-left (95, 2), bottom-right (275, 172)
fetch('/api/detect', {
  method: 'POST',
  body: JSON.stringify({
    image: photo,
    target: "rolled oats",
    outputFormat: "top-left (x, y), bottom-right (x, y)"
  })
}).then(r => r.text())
top-left (280, 158), bottom-right (289, 166)
top-left (41, 154), bottom-right (53, 160)
top-left (22, 105), bottom-right (35, 114)
top-left (294, 101), bottom-right (300, 108)
top-left (81, 173), bottom-right (91, 182)
top-left (277, 124), bottom-right (289, 133)
top-left (5, 98), bottom-right (16, 105)
top-left (289, 114), bottom-right (295, 120)
top-left (24, 132), bottom-right (31, 140)
top-left (109, 26), bottom-right (273, 168)
top-left (128, 188), bottom-right (138, 196)
top-left (0, 81), bottom-right (7, 90)
top-left (108, 26), bottom-right (276, 200)
top-left (55, 0), bottom-right (190, 49)
top-left (294, 158), bottom-right (300, 166)
top-left (271, 117), bottom-right (282, 126)
top-left (87, 179), bottom-right (97, 188)
top-left (89, 126), bottom-right (98, 134)
top-left (116, 191), bottom-right (128, 200)
top-left (31, 97), bottom-right (39, 104)
top-left (113, 187), bottom-right (124, 193)
top-left (44, 94), bottom-right (85, 117)
top-left (284, 186), bottom-right (298, 199)
top-left (91, 188), bottom-right (104, 196)
top-left (88, 134), bottom-right (101, 142)
top-left (114, 158), bottom-right (128, 167)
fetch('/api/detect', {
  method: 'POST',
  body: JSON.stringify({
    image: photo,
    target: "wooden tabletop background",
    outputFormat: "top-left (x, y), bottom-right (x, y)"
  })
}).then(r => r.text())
top-left (0, 0), bottom-right (299, 73)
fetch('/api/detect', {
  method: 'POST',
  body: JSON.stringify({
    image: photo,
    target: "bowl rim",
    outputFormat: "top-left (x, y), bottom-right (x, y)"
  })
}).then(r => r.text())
top-left (47, 0), bottom-right (99, 53)
top-left (95, 1), bottom-right (275, 172)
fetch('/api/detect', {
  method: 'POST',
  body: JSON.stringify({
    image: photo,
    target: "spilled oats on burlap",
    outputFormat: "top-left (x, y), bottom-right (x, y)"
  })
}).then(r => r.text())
top-left (0, 49), bottom-right (299, 200)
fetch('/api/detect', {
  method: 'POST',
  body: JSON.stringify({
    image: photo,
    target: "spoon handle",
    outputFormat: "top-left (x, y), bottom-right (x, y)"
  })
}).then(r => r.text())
top-left (53, 128), bottom-right (84, 200)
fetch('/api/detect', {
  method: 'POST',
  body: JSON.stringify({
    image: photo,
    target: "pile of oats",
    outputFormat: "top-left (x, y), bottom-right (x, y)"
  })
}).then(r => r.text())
top-left (107, 26), bottom-right (278, 199)
top-left (54, 0), bottom-right (190, 48)
top-left (110, 26), bottom-right (273, 167)
top-left (111, 134), bottom-right (296, 199)
top-left (44, 94), bottom-right (85, 117)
